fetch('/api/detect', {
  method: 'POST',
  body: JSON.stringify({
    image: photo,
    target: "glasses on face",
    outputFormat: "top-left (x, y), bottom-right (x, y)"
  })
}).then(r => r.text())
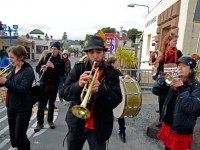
top-left (63, 54), bottom-right (68, 55)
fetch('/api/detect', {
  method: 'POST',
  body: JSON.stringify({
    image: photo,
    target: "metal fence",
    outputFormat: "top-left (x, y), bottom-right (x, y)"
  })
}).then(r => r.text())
top-left (32, 67), bottom-right (155, 94)
top-left (120, 69), bottom-right (155, 94)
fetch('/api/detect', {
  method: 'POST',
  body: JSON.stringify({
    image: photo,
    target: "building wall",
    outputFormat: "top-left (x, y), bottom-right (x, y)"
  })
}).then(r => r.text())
top-left (118, 40), bottom-right (132, 47)
top-left (141, 0), bottom-right (200, 69)
top-left (28, 39), bottom-right (51, 59)
top-left (182, 0), bottom-right (200, 55)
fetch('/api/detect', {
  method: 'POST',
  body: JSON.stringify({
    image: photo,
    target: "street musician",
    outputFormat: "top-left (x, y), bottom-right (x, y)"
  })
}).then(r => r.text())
top-left (62, 34), bottom-right (122, 150)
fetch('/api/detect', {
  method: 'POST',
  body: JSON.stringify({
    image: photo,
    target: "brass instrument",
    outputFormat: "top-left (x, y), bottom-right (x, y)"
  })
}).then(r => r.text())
top-left (164, 72), bottom-right (183, 85)
top-left (0, 64), bottom-right (12, 77)
top-left (72, 61), bottom-right (99, 119)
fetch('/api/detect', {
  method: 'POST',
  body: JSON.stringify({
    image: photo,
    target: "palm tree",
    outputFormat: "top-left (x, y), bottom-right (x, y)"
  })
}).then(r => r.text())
top-left (112, 46), bottom-right (138, 69)
top-left (123, 51), bottom-right (138, 68)
top-left (112, 46), bottom-right (127, 68)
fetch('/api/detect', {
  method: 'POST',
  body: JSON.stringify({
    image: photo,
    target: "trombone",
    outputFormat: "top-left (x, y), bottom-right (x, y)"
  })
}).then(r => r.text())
top-left (72, 61), bottom-right (99, 119)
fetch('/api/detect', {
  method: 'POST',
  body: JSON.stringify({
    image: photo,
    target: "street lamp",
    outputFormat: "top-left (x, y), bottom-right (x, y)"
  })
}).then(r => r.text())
top-left (1, 24), bottom-right (18, 46)
top-left (128, 3), bottom-right (149, 69)
top-left (127, 3), bottom-right (149, 14)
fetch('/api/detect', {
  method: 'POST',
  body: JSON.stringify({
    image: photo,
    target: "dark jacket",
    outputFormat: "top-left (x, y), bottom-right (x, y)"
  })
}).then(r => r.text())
top-left (152, 78), bottom-right (200, 134)
top-left (64, 59), bottom-right (71, 75)
top-left (63, 59), bottom-right (122, 143)
top-left (4, 62), bottom-right (35, 111)
top-left (36, 53), bottom-right (65, 85)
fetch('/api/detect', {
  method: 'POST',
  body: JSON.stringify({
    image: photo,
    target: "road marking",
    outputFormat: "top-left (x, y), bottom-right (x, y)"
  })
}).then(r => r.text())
top-left (0, 115), bottom-right (7, 123)
top-left (0, 107), bottom-right (6, 113)
top-left (0, 107), bottom-right (59, 149)
top-left (33, 116), bottom-right (57, 137)
top-left (0, 139), bottom-right (10, 149)
top-left (0, 126), bottom-right (9, 136)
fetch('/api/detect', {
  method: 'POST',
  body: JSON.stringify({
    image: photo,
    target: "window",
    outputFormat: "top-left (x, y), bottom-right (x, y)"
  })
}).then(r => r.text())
top-left (36, 46), bottom-right (48, 54)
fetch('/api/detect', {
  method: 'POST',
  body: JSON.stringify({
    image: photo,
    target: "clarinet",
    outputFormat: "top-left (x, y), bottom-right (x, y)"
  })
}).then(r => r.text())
top-left (36, 53), bottom-right (53, 86)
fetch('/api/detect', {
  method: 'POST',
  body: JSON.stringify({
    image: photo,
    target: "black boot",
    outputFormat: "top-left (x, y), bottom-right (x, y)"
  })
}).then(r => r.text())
top-left (118, 132), bottom-right (126, 143)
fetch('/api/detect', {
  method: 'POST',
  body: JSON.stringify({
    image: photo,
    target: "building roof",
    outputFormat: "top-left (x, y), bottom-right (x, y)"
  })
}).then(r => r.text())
top-left (63, 40), bottom-right (80, 47)
top-left (30, 29), bottom-right (44, 35)
top-left (115, 33), bottom-right (132, 41)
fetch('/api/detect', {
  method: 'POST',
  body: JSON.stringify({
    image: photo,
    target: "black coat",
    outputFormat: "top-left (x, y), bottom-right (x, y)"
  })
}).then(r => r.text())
top-left (4, 62), bottom-right (35, 111)
top-left (152, 78), bottom-right (200, 134)
top-left (36, 53), bottom-right (65, 85)
top-left (63, 59), bottom-right (122, 143)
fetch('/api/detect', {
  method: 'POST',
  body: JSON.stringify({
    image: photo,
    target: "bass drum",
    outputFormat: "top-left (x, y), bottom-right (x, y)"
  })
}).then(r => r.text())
top-left (113, 77), bottom-right (142, 118)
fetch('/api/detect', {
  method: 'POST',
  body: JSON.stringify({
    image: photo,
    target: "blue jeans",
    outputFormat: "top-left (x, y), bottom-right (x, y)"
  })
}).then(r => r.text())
top-left (58, 75), bottom-right (67, 102)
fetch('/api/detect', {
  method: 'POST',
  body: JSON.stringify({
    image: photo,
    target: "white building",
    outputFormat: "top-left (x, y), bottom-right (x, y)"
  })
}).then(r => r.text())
top-left (141, 0), bottom-right (200, 69)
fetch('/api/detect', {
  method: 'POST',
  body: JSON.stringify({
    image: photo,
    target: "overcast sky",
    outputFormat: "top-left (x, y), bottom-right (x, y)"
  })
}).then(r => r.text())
top-left (1, 0), bottom-right (160, 40)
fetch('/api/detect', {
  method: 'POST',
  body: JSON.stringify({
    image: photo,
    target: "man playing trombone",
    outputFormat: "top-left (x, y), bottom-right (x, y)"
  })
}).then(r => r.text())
top-left (34, 42), bottom-right (65, 132)
top-left (62, 35), bottom-right (122, 150)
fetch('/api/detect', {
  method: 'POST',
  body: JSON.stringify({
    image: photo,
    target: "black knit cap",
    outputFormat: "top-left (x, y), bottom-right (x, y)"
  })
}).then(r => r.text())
top-left (84, 36), bottom-right (107, 52)
top-left (51, 42), bottom-right (60, 50)
top-left (176, 56), bottom-right (197, 68)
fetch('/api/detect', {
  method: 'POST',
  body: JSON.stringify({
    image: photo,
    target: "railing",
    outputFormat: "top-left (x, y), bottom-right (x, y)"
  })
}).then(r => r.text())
top-left (120, 69), bottom-right (155, 94)
top-left (32, 67), bottom-right (155, 94)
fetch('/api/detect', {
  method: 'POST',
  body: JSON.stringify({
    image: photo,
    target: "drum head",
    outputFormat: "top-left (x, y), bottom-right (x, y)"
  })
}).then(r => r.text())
top-left (113, 77), bottom-right (126, 118)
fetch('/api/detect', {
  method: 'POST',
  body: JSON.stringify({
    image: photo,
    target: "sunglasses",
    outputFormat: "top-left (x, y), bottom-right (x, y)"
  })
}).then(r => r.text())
top-left (63, 54), bottom-right (68, 55)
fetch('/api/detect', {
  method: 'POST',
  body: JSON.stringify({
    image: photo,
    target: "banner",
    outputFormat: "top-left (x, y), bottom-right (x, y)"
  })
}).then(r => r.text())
top-left (105, 33), bottom-right (119, 54)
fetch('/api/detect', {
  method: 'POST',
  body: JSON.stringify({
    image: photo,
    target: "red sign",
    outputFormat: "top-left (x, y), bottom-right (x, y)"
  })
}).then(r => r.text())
top-left (105, 33), bottom-right (119, 54)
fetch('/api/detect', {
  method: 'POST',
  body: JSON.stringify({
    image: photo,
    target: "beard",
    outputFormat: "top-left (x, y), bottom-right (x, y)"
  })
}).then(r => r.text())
top-left (90, 60), bottom-right (102, 68)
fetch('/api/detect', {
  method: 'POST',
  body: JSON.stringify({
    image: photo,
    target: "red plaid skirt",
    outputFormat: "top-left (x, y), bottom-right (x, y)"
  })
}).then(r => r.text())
top-left (158, 122), bottom-right (192, 150)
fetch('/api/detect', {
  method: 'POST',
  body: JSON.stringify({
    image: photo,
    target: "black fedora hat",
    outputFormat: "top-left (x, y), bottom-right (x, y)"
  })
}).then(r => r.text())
top-left (84, 36), bottom-right (107, 52)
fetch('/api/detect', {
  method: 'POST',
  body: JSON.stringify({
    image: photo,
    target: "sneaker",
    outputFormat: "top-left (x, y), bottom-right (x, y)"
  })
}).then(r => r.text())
top-left (44, 107), bottom-right (48, 111)
top-left (34, 124), bottom-right (43, 132)
top-left (118, 132), bottom-right (126, 143)
top-left (48, 122), bottom-right (55, 129)
top-left (62, 101), bottom-right (69, 106)
top-left (54, 106), bottom-right (58, 109)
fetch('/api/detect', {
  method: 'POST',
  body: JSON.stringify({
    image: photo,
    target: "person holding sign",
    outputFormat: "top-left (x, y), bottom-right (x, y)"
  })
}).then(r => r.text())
top-left (152, 31), bottom-right (183, 127)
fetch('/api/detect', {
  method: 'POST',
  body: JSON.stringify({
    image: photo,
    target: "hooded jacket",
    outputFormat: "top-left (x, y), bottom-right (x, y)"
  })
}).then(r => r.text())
top-left (62, 59), bottom-right (122, 143)
top-left (4, 62), bottom-right (35, 111)
top-left (152, 78), bottom-right (200, 134)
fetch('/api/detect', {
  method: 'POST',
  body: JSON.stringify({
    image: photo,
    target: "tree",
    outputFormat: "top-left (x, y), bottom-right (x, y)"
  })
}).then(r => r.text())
top-left (62, 32), bottom-right (67, 40)
top-left (113, 46), bottom-right (137, 69)
top-left (136, 32), bottom-right (143, 38)
top-left (101, 27), bottom-right (116, 33)
top-left (78, 40), bottom-right (84, 47)
top-left (85, 34), bottom-right (93, 41)
top-left (127, 28), bottom-right (138, 42)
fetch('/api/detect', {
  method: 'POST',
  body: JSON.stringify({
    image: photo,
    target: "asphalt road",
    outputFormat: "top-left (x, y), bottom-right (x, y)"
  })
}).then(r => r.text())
top-left (0, 56), bottom-right (163, 150)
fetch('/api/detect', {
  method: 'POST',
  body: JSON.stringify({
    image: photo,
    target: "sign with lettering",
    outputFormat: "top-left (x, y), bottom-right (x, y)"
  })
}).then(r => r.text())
top-left (145, 16), bottom-right (157, 28)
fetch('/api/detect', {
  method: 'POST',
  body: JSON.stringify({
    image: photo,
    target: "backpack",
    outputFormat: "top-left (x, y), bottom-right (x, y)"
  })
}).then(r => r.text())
top-left (31, 81), bottom-right (45, 105)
